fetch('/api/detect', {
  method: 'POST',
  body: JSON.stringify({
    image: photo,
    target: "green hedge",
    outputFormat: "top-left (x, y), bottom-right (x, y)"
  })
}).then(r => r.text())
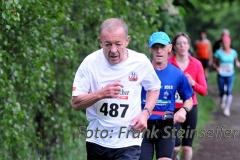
top-left (1, 0), bottom-right (186, 159)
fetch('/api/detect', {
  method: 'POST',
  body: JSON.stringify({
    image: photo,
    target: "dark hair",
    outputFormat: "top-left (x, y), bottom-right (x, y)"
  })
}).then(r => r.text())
top-left (172, 32), bottom-right (191, 47)
top-left (172, 32), bottom-right (191, 53)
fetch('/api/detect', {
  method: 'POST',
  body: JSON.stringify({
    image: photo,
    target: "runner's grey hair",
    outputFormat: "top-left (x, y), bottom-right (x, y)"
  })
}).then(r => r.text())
top-left (99, 18), bottom-right (128, 37)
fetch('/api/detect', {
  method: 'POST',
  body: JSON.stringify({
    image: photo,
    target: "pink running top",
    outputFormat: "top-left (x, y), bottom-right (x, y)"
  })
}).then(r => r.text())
top-left (168, 55), bottom-right (207, 108)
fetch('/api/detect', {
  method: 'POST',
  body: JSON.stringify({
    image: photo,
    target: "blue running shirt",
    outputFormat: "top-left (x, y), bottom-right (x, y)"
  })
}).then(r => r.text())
top-left (141, 63), bottom-right (193, 120)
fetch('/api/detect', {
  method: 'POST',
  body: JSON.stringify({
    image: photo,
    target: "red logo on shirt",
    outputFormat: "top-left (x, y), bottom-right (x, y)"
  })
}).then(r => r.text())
top-left (128, 72), bottom-right (138, 81)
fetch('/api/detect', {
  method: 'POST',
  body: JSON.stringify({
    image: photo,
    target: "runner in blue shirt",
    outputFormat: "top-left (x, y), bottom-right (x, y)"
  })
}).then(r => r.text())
top-left (140, 32), bottom-right (193, 160)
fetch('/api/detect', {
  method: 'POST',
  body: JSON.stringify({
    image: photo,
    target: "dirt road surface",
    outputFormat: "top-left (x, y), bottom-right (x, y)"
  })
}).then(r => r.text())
top-left (193, 85), bottom-right (240, 160)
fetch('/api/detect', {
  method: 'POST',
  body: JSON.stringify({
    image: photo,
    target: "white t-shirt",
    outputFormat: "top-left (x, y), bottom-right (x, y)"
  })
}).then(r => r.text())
top-left (72, 49), bottom-right (161, 148)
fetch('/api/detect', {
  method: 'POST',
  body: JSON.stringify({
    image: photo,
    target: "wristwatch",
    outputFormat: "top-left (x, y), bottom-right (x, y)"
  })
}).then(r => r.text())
top-left (143, 107), bottom-right (151, 117)
top-left (182, 106), bottom-right (191, 113)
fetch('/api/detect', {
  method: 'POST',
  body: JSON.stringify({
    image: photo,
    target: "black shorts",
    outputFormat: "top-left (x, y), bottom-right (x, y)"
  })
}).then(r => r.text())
top-left (175, 105), bottom-right (198, 147)
top-left (86, 142), bottom-right (141, 160)
top-left (198, 58), bottom-right (209, 69)
top-left (140, 119), bottom-right (175, 160)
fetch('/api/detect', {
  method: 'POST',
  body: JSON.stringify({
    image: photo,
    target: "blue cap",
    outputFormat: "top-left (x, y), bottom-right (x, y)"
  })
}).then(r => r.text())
top-left (148, 31), bottom-right (171, 47)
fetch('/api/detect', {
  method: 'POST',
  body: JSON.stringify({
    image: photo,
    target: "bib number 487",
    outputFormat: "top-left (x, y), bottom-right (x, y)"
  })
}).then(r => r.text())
top-left (100, 103), bottom-right (129, 118)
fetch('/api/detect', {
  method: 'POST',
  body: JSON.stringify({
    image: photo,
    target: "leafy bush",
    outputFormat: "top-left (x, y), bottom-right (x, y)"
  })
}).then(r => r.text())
top-left (1, 0), bottom-right (185, 159)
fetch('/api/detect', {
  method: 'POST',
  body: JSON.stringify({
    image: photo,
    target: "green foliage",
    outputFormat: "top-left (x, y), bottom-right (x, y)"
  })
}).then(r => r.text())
top-left (0, 0), bottom-right (195, 159)
top-left (184, 0), bottom-right (240, 51)
top-left (1, 0), bottom-right (87, 159)
top-left (3, 0), bottom-right (239, 159)
top-left (70, 0), bottom-right (185, 57)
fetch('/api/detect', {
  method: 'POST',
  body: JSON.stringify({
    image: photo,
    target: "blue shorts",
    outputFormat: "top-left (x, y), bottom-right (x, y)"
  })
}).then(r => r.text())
top-left (86, 142), bottom-right (141, 160)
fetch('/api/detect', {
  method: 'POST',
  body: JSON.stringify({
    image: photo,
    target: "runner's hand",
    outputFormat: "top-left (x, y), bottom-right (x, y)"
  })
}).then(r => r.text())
top-left (174, 108), bottom-right (186, 123)
top-left (130, 111), bottom-right (148, 131)
top-left (98, 81), bottom-right (123, 99)
top-left (185, 73), bottom-right (196, 86)
top-left (236, 61), bottom-right (240, 68)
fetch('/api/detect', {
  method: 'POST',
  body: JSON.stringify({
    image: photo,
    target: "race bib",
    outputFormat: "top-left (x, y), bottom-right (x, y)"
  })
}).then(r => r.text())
top-left (219, 63), bottom-right (233, 73)
top-left (95, 83), bottom-right (136, 121)
top-left (96, 99), bottom-right (129, 120)
top-left (219, 63), bottom-right (234, 76)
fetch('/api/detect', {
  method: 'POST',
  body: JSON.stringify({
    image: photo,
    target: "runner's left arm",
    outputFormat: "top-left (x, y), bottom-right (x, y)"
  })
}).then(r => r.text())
top-left (174, 97), bottom-right (193, 123)
top-left (131, 89), bottom-right (159, 131)
top-left (192, 62), bottom-right (207, 96)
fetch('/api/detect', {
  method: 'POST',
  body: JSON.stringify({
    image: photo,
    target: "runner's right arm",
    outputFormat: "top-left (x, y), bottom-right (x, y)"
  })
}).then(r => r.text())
top-left (71, 81), bottom-right (123, 110)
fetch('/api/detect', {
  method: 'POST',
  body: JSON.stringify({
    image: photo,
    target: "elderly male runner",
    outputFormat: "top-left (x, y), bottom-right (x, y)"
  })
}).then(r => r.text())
top-left (71, 18), bottom-right (160, 160)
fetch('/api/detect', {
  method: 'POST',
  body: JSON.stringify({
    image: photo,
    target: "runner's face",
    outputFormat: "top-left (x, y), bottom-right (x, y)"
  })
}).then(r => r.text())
top-left (151, 44), bottom-right (171, 64)
top-left (100, 27), bottom-right (129, 65)
top-left (174, 36), bottom-right (190, 56)
top-left (222, 35), bottom-right (231, 48)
